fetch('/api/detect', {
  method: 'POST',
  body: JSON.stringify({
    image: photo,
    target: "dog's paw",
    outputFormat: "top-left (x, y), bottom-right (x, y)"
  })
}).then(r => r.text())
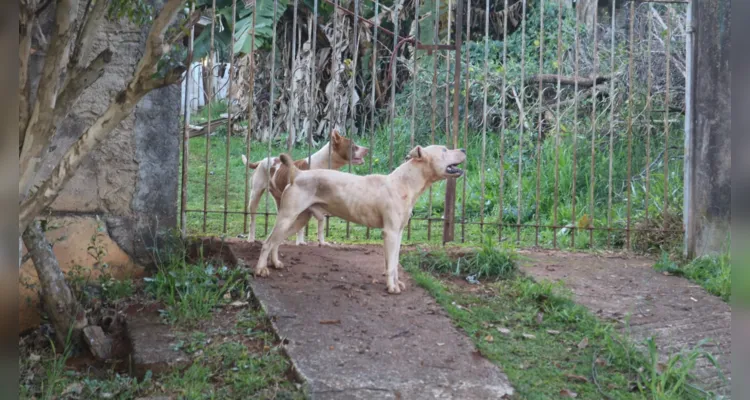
top-left (387, 284), bottom-right (402, 295)
top-left (397, 280), bottom-right (406, 291)
top-left (318, 241), bottom-right (331, 247)
top-left (271, 261), bottom-right (285, 270)
top-left (254, 267), bottom-right (270, 277)
top-left (295, 240), bottom-right (307, 246)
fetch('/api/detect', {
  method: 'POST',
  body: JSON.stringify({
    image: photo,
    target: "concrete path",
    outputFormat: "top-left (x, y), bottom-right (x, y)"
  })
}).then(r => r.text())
top-left (520, 250), bottom-right (731, 397)
top-left (231, 242), bottom-right (514, 400)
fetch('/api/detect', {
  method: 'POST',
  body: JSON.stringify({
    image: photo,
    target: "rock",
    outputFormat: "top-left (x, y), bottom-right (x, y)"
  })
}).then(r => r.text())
top-left (127, 312), bottom-right (191, 379)
top-left (83, 326), bottom-right (112, 361)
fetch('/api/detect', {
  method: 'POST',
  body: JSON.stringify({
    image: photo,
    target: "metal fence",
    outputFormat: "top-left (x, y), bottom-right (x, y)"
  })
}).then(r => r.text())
top-left (179, 0), bottom-right (688, 250)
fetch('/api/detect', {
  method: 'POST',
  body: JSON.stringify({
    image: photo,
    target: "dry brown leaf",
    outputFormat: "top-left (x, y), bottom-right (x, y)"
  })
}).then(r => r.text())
top-left (319, 320), bottom-right (341, 325)
top-left (536, 312), bottom-right (544, 324)
top-left (484, 334), bottom-right (494, 343)
top-left (577, 337), bottom-right (589, 349)
top-left (565, 374), bottom-right (589, 383)
top-left (560, 388), bottom-right (578, 398)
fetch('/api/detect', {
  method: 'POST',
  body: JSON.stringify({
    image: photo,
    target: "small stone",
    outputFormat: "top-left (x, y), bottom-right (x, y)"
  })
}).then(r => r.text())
top-left (522, 333), bottom-right (536, 340)
top-left (497, 327), bottom-right (511, 335)
top-left (83, 326), bottom-right (112, 361)
top-left (547, 330), bottom-right (561, 335)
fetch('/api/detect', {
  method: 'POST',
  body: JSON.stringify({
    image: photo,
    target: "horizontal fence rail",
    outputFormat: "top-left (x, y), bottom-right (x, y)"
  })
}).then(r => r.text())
top-left (180, 0), bottom-right (688, 251)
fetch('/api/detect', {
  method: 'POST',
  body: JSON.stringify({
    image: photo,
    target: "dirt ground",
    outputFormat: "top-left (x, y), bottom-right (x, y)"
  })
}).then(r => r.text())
top-left (230, 241), bottom-right (514, 400)
top-left (519, 250), bottom-right (731, 397)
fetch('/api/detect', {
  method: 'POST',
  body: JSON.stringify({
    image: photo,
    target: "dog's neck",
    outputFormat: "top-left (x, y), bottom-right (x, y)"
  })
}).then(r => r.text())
top-left (307, 142), bottom-right (347, 170)
top-left (388, 160), bottom-right (437, 208)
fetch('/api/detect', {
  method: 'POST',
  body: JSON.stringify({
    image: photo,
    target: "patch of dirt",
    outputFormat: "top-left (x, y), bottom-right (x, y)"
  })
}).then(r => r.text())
top-left (229, 242), bottom-right (514, 399)
top-left (519, 250), bottom-right (731, 396)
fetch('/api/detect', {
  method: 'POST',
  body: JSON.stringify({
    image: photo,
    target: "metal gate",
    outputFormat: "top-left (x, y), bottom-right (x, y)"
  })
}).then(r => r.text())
top-left (179, 0), bottom-right (688, 251)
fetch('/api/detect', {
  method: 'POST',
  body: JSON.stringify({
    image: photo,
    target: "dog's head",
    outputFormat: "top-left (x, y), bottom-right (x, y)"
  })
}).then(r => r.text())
top-left (406, 145), bottom-right (466, 181)
top-left (331, 129), bottom-right (369, 165)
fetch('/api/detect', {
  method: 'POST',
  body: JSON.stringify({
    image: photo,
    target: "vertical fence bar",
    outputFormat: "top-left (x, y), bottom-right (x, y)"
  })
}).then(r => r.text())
top-left (534, 0), bottom-right (545, 247)
top-left (552, 0), bottom-right (563, 249)
top-left (345, 0), bottom-right (361, 240)
top-left (443, 0), bottom-right (452, 147)
top-left (180, 2), bottom-right (195, 238)
top-left (408, 0), bottom-right (419, 241)
top-left (516, 0), bottom-right (527, 244)
top-left (442, 0), bottom-right (463, 244)
top-left (326, 0), bottom-right (341, 238)
top-left (366, 0), bottom-right (379, 241)
top-left (570, 3), bottom-right (580, 249)
top-left (243, 0), bottom-right (258, 234)
top-left (223, 0), bottom-right (238, 233)
top-left (388, 0), bottom-right (400, 176)
top-left (644, 8), bottom-right (652, 225)
top-left (606, 0), bottom-right (616, 247)
top-left (498, 0), bottom-right (509, 244)
top-left (588, 7), bottom-right (598, 247)
top-left (662, 8), bottom-right (671, 234)
top-left (427, 0), bottom-right (439, 242)
top-left (265, 0), bottom-right (280, 237)
top-left (462, 0), bottom-right (473, 242)
top-left (203, 0), bottom-right (217, 233)
top-left (289, 0), bottom-right (300, 153)
top-left (625, 1), bottom-right (635, 249)
top-left (306, 0), bottom-right (318, 240)
top-left (442, 0), bottom-right (464, 244)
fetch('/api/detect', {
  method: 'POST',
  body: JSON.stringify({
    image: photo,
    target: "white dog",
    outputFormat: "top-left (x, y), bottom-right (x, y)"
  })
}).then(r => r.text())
top-left (253, 145), bottom-right (466, 294)
top-left (241, 130), bottom-right (368, 245)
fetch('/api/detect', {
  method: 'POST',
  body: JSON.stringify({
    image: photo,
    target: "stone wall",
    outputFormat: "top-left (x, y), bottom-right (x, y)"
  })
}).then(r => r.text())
top-left (20, 3), bottom-right (180, 332)
top-left (684, 0), bottom-right (731, 258)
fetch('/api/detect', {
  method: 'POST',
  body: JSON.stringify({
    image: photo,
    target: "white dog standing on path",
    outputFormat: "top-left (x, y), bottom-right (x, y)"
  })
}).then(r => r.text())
top-left (253, 145), bottom-right (466, 294)
top-left (241, 130), bottom-right (368, 245)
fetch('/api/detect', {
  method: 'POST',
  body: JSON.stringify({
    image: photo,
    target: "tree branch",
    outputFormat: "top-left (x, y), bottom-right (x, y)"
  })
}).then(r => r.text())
top-left (19, 0), bottom-right (187, 233)
top-left (19, 0), bottom-right (38, 151)
top-left (53, 48), bottom-right (114, 127)
top-left (68, 0), bottom-right (108, 73)
top-left (19, 0), bottom-right (80, 199)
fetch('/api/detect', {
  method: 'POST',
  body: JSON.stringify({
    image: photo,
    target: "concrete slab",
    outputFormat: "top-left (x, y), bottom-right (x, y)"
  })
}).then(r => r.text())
top-left (520, 250), bottom-right (731, 397)
top-left (231, 243), bottom-right (514, 399)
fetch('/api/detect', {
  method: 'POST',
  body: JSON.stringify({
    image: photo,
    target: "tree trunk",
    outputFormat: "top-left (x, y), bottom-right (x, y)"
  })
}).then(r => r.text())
top-left (22, 221), bottom-right (87, 348)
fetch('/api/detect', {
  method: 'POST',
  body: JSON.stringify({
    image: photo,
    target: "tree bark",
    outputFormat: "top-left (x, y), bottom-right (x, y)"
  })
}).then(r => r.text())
top-left (19, 0), bottom-right (190, 233)
top-left (19, 0), bottom-right (80, 198)
top-left (22, 221), bottom-right (87, 348)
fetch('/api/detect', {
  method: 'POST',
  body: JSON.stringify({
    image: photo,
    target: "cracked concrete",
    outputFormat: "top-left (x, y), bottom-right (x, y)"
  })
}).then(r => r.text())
top-left (230, 242), bottom-right (514, 400)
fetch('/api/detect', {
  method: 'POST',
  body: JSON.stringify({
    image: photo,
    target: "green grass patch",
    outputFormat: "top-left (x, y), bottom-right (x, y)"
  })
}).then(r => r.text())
top-left (653, 251), bottom-right (731, 302)
top-left (402, 247), bottom-right (725, 399)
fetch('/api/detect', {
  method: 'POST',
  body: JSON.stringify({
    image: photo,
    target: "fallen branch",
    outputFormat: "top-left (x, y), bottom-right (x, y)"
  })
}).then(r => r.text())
top-left (526, 74), bottom-right (611, 88)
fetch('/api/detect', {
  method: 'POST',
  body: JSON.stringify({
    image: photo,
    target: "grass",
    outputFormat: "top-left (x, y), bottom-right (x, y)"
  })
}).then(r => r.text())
top-left (653, 251), bottom-right (731, 302)
top-left (20, 242), bottom-right (303, 400)
top-left (401, 245), bottom-right (726, 400)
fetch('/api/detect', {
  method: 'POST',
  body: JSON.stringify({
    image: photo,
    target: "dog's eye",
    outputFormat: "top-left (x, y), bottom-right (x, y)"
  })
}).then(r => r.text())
top-left (442, 148), bottom-right (447, 152)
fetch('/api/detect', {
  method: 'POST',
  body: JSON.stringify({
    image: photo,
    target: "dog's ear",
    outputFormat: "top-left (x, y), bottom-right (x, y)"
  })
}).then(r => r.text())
top-left (331, 129), bottom-right (342, 144)
top-left (406, 146), bottom-right (423, 161)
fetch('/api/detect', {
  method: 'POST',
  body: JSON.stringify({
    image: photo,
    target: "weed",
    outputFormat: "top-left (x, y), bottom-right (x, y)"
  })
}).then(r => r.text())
top-left (403, 249), bottom-right (725, 400)
top-left (146, 260), bottom-right (243, 326)
top-left (401, 237), bottom-right (518, 281)
top-left (654, 251), bottom-right (731, 302)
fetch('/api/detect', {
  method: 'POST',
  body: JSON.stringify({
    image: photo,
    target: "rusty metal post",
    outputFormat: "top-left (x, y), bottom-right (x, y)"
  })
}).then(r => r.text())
top-left (442, 0), bottom-right (464, 244)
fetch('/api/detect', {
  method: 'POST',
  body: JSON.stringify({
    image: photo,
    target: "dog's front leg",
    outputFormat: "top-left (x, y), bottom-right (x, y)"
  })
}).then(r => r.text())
top-left (383, 229), bottom-right (406, 294)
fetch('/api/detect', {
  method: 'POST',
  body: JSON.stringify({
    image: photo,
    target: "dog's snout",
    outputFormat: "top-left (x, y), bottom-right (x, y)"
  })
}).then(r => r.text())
top-left (460, 148), bottom-right (466, 154)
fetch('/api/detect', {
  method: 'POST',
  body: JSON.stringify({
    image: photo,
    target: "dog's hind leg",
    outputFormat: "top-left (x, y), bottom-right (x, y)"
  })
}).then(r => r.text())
top-left (274, 211), bottom-right (313, 267)
top-left (247, 184), bottom-right (264, 242)
top-left (254, 186), bottom-right (314, 277)
top-left (382, 228), bottom-right (406, 294)
top-left (309, 206), bottom-right (329, 246)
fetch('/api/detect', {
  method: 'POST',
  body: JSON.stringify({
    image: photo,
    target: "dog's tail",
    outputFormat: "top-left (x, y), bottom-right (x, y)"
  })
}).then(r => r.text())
top-left (241, 154), bottom-right (260, 169)
top-left (279, 153), bottom-right (297, 185)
